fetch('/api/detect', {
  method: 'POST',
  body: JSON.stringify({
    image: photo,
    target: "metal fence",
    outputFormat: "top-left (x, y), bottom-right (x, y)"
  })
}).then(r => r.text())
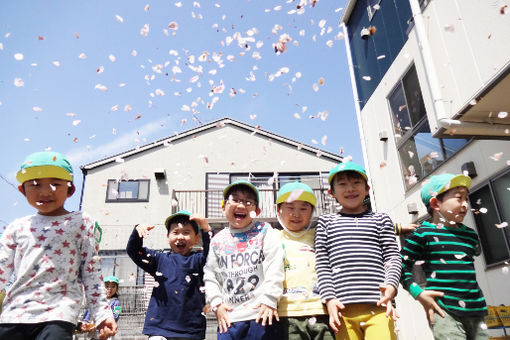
top-left (74, 286), bottom-right (219, 340)
top-left (172, 187), bottom-right (339, 219)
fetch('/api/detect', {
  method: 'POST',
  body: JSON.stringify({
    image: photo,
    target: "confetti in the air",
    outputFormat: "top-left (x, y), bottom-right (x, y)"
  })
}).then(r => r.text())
top-left (14, 78), bottom-right (25, 87)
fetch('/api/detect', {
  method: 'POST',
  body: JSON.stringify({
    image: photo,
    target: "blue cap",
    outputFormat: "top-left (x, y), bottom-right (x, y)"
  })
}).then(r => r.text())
top-left (328, 161), bottom-right (367, 185)
top-left (104, 275), bottom-right (119, 284)
top-left (164, 210), bottom-right (200, 231)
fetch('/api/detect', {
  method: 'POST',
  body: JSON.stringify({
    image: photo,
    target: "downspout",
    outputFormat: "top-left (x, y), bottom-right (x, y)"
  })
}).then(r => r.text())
top-left (79, 167), bottom-right (87, 211)
top-left (409, 0), bottom-right (509, 136)
top-left (342, 23), bottom-right (377, 211)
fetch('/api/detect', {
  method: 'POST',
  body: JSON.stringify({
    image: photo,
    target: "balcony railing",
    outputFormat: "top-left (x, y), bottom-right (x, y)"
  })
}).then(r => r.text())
top-left (171, 188), bottom-right (339, 222)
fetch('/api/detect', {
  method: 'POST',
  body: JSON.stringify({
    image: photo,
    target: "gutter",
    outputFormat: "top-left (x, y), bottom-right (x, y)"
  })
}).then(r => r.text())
top-left (408, 0), bottom-right (509, 137)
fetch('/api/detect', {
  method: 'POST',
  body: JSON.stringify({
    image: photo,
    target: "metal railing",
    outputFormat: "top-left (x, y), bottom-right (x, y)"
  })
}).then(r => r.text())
top-left (171, 188), bottom-right (339, 220)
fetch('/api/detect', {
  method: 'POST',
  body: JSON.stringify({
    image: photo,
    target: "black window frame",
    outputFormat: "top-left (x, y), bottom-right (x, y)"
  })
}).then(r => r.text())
top-left (468, 167), bottom-right (510, 267)
top-left (105, 179), bottom-right (150, 203)
top-left (387, 64), bottom-right (472, 191)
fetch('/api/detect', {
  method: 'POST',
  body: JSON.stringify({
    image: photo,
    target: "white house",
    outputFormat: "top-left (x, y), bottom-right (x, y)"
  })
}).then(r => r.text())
top-left (341, 1), bottom-right (510, 339)
top-left (79, 117), bottom-right (342, 286)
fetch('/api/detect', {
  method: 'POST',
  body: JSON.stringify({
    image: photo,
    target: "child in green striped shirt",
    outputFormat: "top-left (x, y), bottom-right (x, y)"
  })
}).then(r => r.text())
top-left (401, 173), bottom-right (488, 340)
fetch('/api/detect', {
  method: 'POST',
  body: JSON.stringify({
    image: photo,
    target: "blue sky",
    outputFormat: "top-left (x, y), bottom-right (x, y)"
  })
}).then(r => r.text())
top-left (0, 0), bottom-right (362, 227)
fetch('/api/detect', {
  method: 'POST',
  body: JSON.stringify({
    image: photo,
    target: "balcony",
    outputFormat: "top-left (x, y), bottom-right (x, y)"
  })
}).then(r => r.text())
top-left (171, 187), bottom-right (340, 224)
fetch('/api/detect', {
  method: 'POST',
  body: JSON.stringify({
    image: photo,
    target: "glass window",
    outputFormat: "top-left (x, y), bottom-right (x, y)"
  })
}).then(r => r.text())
top-left (389, 83), bottom-right (412, 141)
top-left (106, 179), bottom-right (150, 202)
top-left (402, 66), bottom-right (426, 125)
top-left (389, 65), bottom-right (470, 190)
top-left (469, 170), bottom-right (510, 266)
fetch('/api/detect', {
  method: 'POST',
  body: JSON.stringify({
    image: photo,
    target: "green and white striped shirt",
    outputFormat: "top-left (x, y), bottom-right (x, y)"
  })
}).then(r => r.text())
top-left (401, 221), bottom-right (487, 317)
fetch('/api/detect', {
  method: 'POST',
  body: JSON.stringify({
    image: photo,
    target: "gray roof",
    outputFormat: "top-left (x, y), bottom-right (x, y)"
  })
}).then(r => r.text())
top-left (81, 117), bottom-right (343, 171)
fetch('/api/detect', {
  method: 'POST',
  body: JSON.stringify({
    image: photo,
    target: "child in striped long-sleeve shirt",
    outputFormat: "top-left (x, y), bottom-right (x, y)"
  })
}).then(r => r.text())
top-left (400, 174), bottom-right (487, 340)
top-left (315, 161), bottom-right (401, 340)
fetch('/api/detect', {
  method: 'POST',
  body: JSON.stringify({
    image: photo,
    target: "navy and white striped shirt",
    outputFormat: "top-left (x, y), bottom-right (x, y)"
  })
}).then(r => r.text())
top-left (315, 211), bottom-right (402, 305)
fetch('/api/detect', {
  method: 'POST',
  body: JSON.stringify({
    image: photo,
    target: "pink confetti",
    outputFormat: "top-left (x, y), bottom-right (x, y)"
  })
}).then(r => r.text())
top-left (490, 152), bottom-right (503, 161)
top-left (495, 222), bottom-right (508, 229)
top-left (94, 84), bottom-right (108, 92)
top-left (14, 78), bottom-right (24, 87)
top-left (140, 24), bottom-right (150, 37)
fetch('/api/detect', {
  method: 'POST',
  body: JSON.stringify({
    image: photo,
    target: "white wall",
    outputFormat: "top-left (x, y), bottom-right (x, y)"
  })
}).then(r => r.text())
top-left (419, 0), bottom-right (510, 131)
top-left (81, 123), bottom-right (340, 250)
top-left (352, 2), bottom-right (510, 337)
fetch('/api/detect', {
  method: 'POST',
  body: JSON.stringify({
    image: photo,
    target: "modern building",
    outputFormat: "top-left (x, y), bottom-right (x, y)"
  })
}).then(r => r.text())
top-left (341, 1), bottom-right (510, 338)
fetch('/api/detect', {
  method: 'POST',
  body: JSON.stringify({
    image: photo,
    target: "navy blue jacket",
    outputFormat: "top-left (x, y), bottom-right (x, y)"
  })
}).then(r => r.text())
top-left (126, 227), bottom-right (210, 339)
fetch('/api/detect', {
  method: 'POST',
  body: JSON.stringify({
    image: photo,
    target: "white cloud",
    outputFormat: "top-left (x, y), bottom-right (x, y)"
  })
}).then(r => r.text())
top-left (66, 118), bottom-right (168, 167)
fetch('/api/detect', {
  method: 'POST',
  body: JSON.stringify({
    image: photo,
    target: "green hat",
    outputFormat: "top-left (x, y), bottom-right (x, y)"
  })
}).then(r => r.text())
top-left (328, 161), bottom-right (367, 184)
top-left (164, 210), bottom-right (200, 231)
top-left (223, 180), bottom-right (259, 204)
top-left (104, 275), bottom-right (119, 285)
top-left (276, 181), bottom-right (316, 207)
top-left (421, 173), bottom-right (472, 205)
top-left (16, 151), bottom-right (73, 184)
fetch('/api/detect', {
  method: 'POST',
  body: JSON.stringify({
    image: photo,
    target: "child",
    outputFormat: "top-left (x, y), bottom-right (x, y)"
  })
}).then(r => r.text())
top-left (80, 276), bottom-right (122, 338)
top-left (0, 151), bottom-right (116, 340)
top-left (276, 181), bottom-right (335, 340)
top-left (126, 210), bottom-right (211, 339)
top-left (400, 173), bottom-right (488, 339)
top-left (204, 180), bottom-right (284, 339)
top-left (315, 161), bottom-right (401, 340)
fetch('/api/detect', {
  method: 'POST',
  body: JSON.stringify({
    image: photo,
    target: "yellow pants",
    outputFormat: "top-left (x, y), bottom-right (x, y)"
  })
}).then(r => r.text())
top-left (335, 304), bottom-right (396, 340)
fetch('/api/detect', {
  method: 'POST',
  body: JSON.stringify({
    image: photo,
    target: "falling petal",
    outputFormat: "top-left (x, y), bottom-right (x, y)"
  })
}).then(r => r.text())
top-left (495, 222), bottom-right (508, 229)
top-left (52, 61), bottom-right (61, 67)
top-left (14, 53), bottom-right (24, 61)
top-left (15, 77), bottom-right (25, 87)
top-left (115, 14), bottom-right (124, 23)
top-left (489, 152), bottom-right (503, 161)
top-left (32, 106), bottom-right (43, 112)
top-left (140, 24), bottom-right (150, 37)
top-left (109, 54), bottom-right (116, 62)
top-left (94, 84), bottom-right (108, 92)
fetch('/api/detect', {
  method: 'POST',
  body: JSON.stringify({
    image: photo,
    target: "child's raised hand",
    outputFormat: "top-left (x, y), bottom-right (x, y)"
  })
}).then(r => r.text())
top-left (214, 303), bottom-right (233, 334)
top-left (254, 303), bottom-right (279, 326)
top-left (417, 290), bottom-right (445, 326)
top-left (190, 214), bottom-right (211, 232)
top-left (326, 298), bottom-right (345, 333)
top-left (377, 285), bottom-right (399, 321)
top-left (135, 225), bottom-right (155, 238)
top-left (96, 317), bottom-right (117, 340)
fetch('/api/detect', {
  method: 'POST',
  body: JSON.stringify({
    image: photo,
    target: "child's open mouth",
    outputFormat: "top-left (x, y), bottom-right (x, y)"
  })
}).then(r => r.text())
top-left (175, 242), bottom-right (187, 250)
top-left (234, 212), bottom-right (247, 220)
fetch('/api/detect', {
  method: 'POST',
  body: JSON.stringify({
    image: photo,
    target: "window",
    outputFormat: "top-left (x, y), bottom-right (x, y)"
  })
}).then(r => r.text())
top-left (346, 0), bottom-right (412, 108)
top-left (388, 65), bottom-right (470, 189)
top-left (106, 179), bottom-right (150, 202)
top-left (469, 169), bottom-right (510, 266)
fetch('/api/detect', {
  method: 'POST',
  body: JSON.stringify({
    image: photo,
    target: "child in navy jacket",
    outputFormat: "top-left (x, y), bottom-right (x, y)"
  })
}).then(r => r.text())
top-left (126, 210), bottom-right (210, 339)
